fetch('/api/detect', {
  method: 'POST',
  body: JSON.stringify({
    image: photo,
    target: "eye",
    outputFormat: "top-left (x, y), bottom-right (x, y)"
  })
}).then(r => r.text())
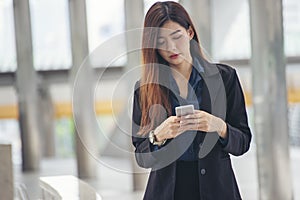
top-left (157, 38), bottom-right (165, 46)
top-left (172, 34), bottom-right (182, 40)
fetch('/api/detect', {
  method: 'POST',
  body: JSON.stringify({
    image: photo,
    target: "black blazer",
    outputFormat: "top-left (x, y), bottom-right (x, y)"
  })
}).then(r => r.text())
top-left (132, 57), bottom-right (252, 200)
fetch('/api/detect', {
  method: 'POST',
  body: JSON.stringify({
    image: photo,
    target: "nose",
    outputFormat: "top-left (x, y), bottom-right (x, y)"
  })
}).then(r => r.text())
top-left (166, 39), bottom-right (176, 52)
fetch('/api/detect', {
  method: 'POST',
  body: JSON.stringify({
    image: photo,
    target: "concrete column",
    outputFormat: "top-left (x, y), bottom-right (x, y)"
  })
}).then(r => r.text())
top-left (249, 0), bottom-right (293, 199)
top-left (13, 0), bottom-right (40, 171)
top-left (68, 0), bottom-right (98, 179)
top-left (0, 144), bottom-right (14, 200)
top-left (37, 80), bottom-right (55, 157)
top-left (180, 0), bottom-right (212, 56)
top-left (124, 0), bottom-right (147, 191)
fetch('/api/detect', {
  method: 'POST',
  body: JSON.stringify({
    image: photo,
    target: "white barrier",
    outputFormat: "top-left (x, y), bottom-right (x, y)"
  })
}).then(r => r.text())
top-left (39, 175), bottom-right (102, 200)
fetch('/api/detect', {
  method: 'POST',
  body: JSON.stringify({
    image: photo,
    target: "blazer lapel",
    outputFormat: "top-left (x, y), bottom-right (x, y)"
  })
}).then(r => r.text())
top-left (197, 58), bottom-right (227, 159)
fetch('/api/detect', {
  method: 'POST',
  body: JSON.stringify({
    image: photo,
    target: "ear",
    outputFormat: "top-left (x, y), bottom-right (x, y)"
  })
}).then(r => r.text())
top-left (187, 26), bottom-right (194, 40)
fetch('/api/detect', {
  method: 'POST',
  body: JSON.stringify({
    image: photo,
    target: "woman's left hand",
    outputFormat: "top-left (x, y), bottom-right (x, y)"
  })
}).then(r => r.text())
top-left (178, 110), bottom-right (228, 139)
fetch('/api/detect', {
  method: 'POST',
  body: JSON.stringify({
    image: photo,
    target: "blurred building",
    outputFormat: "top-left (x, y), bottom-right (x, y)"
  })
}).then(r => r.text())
top-left (0, 0), bottom-right (300, 199)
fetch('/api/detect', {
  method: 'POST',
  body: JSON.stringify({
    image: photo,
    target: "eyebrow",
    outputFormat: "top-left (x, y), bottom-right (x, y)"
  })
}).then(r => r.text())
top-left (158, 29), bottom-right (181, 38)
top-left (169, 29), bottom-right (181, 36)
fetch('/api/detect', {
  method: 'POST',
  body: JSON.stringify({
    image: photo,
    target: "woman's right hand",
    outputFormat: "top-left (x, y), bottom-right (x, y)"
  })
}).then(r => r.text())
top-left (153, 116), bottom-right (183, 142)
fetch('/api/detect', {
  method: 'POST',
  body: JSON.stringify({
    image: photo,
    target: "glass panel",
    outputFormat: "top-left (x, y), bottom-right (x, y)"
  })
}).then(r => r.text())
top-left (0, 0), bottom-right (17, 72)
top-left (29, 0), bottom-right (72, 70)
top-left (283, 0), bottom-right (300, 56)
top-left (212, 0), bottom-right (251, 60)
top-left (86, 0), bottom-right (126, 67)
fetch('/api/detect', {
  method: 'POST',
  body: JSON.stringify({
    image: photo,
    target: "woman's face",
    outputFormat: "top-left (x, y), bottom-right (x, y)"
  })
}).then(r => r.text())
top-left (157, 21), bottom-right (194, 67)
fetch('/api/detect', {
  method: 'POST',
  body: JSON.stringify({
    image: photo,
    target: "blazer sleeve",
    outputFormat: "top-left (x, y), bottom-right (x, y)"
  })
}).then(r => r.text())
top-left (222, 68), bottom-right (252, 156)
top-left (131, 81), bottom-right (159, 168)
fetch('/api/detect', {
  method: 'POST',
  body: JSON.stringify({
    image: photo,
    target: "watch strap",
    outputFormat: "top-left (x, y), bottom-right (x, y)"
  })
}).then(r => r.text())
top-left (149, 130), bottom-right (166, 146)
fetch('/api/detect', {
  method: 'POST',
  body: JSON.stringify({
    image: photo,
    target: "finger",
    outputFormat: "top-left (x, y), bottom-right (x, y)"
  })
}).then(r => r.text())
top-left (170, 123), bottom-right (181, 129)
top-left (193, 110), bottom-right (206, 114)
top-left (181, 114), bottom-right (196, 119)
top-left (165, 119), bottom-right (179, 128)
top-left (183, 111), bottom-right (205, 119)
top-left (197, 123), bottom-right (209, 132)
top-left (179, 118), bottom-right (200, 125)
top-left (178, 123), bottom-right (199, 131)
top-left (169, 116), bottom-right (181, 123)
top-left (194, 110), bottom-right (210, 118)
top-left (180, 114), bottom-right (199, 120)
top-left (179, 122), bottom-right (210, 132)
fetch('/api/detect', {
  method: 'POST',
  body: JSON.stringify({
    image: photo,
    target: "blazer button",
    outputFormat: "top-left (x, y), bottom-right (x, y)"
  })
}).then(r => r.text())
top-left (200, 168), bottom-right (206, 175)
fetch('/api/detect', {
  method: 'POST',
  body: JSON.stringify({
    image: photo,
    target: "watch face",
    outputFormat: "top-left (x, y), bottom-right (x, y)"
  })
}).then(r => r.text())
top-left (149, 131), bottom-right (155, 144)
top-left (149, 136), bottom-right (154, 143)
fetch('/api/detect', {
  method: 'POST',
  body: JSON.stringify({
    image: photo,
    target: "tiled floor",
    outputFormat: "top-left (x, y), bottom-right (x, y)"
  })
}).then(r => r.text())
top-left (14, 145), bottom-right (300, 200)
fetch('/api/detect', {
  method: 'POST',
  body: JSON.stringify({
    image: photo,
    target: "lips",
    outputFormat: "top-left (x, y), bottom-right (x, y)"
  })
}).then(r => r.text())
top-left (169, 54), bottom-right (179, 59)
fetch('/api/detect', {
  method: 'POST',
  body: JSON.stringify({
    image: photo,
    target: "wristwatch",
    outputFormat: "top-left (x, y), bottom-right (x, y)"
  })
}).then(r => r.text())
top-left (149, 130), bottom-right (167, 146)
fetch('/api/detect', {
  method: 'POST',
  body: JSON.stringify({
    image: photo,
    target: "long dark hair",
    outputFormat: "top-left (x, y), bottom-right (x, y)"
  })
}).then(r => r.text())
top-left (139, 1), bottom-right (205, 135)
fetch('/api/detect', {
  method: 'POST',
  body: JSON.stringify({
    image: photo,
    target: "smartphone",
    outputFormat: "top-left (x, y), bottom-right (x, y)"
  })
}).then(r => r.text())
top-left (175, 105), bottom-right (194, 117)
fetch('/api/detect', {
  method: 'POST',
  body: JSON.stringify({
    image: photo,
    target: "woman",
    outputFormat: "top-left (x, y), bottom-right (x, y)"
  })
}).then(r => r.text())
top-left (132, 1), bottom-right (251, 200)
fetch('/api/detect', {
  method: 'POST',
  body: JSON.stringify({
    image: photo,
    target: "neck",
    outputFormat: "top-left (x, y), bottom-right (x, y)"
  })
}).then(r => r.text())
top-left (170, 56), bottom-right (193, 80)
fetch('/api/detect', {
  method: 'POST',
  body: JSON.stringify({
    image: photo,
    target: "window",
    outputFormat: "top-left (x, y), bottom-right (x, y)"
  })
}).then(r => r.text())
top-left (86, 0), bottom-right (126, 67)
top-left (212, 0), bottom-right (251, 60)
top-left (29, 0), bottom-right (72, 70)
top-left (0, 0), bottom-right (17, 72)
top-left (283, 0), bottom-right (300, 56)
